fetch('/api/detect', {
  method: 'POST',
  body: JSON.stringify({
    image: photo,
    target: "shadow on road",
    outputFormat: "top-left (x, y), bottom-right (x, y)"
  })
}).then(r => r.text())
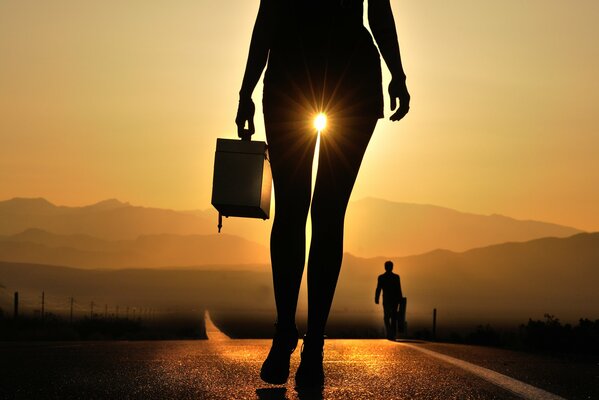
top-left (256, 387), bottom-right (288, 400)
top-left (256, 384), bottom-right (324, 400)
top-left (393, 339), bottom-right (426, 344)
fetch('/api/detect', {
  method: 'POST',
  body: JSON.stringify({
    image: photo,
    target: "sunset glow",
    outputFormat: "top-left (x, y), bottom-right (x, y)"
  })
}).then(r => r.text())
top-left (0, 1), bottom-right (598, 230)
top-left (0, 4), bottom-right (598, 394)
top-left (0, 3), bottom-right (598, 397)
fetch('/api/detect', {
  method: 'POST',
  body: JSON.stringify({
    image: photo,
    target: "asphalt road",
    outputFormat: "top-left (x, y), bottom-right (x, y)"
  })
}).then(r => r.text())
top-left (0, 339), bottom-right (513, 400)
top-left (3, 337), bottom-right (595, 400)
top-left (1, 316), bottom-right (596, 400)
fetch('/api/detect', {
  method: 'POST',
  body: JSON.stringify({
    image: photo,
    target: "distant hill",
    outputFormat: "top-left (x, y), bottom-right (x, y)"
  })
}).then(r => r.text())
top-left (0, 197), bottom-right (583, 257)
top-left (1, 233), bottom-right (597, 330)
top-left (342, 198), bottom-right (583, 257)
top-left (336, 232), bottom-right (599, 326)
top-left (0, 229), bottom-right (268, 268)
top-left (188, 199), bottom-right (583, 257)
top-left (0, 198), bottom-right (215, 240)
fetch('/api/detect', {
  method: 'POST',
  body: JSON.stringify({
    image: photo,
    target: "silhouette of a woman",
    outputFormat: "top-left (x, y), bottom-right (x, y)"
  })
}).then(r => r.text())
top-left (235, 0), bottom-right (409, 389)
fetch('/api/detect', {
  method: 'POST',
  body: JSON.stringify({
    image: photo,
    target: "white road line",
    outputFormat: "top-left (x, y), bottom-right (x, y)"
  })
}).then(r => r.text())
top-left (204, 310), bottom-right (231, 340)
top-left (404, 344), bottom-right (566, 400)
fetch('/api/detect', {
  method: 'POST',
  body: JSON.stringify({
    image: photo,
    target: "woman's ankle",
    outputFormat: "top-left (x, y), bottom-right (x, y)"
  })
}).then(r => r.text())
top-left (275, 319), bottom-right (297, 331)
top-left (301, 334), bottom-right (325, 352)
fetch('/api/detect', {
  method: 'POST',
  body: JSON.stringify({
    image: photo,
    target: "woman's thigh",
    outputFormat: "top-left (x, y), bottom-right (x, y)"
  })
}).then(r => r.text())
top-left (264, 110), bottom-right (318, 214)
top-left (312, 116), bottom-right (378, 214)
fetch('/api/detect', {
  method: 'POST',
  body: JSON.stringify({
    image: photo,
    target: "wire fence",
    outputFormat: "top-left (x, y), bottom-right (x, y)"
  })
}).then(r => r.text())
top-left (0, 288), bottom-right (180, 323)
top-left (0, 285), bottom-right (441, 338)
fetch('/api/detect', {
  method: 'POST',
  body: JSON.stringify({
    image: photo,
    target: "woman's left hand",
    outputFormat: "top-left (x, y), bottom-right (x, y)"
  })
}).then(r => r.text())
top-left (389, 79), bottom-right (410, 121)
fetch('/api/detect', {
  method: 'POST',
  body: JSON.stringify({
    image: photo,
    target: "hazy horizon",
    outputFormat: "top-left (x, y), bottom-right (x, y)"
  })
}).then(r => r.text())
top-left (0, 194), bottom-right (591, 231)
top-left (0, 195), bottom-right (586, 263)
top-left (3, 230), bottom-right (599, 331)
top-left (2, 194), bottom-right (597, 333)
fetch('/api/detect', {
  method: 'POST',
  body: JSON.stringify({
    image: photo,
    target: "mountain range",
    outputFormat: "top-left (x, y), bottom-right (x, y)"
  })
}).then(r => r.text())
top-left (0, 197), bottom-right (583, 259)
top-left (0, 198), bottom-right (214, 239)
top-left (2, 232), bottom-right (598, 327)
top-left (1, 197), bottom-right (596, 330)
top-left (335, 232), bottom-right (599, 325)
top-left (344, 198), bottom-right (582, 257)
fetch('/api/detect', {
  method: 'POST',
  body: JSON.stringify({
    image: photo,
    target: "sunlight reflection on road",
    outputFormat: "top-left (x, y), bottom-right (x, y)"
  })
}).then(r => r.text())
top-left (197, 313), bottom-right (550, 399)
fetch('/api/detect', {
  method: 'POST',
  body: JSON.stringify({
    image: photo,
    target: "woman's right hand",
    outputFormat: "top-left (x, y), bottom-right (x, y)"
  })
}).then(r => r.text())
top-left (388, 78), bottom-right (410, 122)
top-left (235, 97), bottom-right (256, 140)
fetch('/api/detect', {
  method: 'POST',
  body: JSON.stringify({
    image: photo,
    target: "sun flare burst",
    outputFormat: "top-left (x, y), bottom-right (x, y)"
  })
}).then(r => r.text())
top-left (314, 113), bottom-right (327, 132)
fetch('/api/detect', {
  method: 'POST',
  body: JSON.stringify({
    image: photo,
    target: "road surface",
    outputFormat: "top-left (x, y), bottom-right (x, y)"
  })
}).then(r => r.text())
top-left (0, 315), bottom-right (595, 399)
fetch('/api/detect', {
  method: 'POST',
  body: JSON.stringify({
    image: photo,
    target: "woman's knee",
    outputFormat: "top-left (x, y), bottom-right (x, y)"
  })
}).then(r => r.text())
top-left (311, 194), bottom-right (348, 221)
top-left (274, 197), bottom-right (310, 226)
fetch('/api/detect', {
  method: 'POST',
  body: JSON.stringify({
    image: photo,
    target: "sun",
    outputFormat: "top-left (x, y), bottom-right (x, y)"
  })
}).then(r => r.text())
top-left (314, 113), bottom-right (327, 132)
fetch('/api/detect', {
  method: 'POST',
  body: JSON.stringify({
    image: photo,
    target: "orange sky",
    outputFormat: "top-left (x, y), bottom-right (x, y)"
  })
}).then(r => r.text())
top-left (1, 0), bottom-right (598, 230)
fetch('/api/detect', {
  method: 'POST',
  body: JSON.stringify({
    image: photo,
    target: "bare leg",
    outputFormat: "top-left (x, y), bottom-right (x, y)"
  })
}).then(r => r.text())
top-left (265, 115), bottom-right (317, 328)
top-left (307, 116), bottom-right (378, 337)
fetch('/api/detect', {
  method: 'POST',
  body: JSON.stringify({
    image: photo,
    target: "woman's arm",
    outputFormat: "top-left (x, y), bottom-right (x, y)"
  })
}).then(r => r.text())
top-left (368, 0), bottom-right (410, 121)
top-left (235, 0), bottom-right (271, 138)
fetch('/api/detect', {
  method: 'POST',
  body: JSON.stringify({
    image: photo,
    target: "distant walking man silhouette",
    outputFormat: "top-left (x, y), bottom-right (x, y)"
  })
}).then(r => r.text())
top-left (375, 260), bottom-right (403, 340)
